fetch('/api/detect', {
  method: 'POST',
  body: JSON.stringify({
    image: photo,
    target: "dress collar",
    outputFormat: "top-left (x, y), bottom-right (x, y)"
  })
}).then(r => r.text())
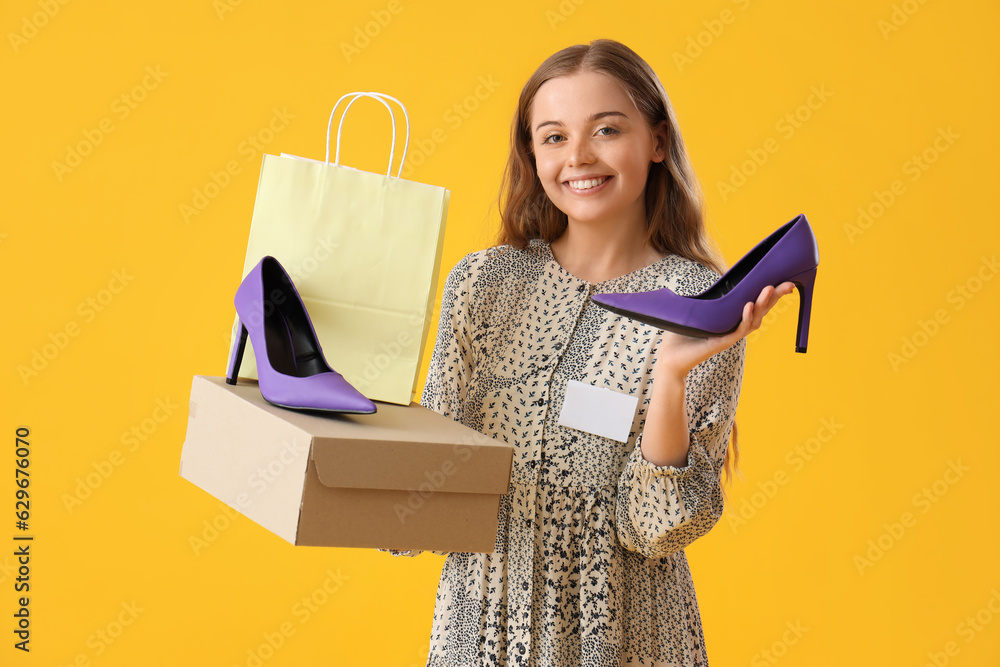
top-left (528, 238), bottom-right (678, 290)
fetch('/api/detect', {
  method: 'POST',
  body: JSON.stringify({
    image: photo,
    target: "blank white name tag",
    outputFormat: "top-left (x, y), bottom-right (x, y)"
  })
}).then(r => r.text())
top-left (557, 380), bottom-right (639, 443)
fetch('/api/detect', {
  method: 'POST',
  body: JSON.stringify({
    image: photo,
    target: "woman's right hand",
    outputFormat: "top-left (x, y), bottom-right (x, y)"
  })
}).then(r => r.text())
top-left (655, 281), bottom-right (796, 380)
top-left (378, 548), bottom-right (421, 557)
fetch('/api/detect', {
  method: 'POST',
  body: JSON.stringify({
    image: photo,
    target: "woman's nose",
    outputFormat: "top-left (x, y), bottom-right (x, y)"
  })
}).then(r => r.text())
top-left (567, 138), bottom-right (596, 167)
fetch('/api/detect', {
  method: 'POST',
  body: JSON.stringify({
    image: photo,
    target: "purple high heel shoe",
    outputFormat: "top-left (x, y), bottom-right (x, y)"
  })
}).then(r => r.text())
top-left (225, 256), bottom-right (377, 413)
top-left (592, 214), bottom-right (819, 353)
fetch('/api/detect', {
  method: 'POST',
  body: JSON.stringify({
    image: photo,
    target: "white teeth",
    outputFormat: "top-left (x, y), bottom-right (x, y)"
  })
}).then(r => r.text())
top-left (567, 177), bottom-right (608, 190)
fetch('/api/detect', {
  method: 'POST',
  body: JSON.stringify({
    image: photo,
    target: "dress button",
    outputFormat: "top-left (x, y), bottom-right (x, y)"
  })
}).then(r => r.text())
top-left (577, 284), bottom-right (586, 293)
top-left (554, 342), bottom-right (563, 350)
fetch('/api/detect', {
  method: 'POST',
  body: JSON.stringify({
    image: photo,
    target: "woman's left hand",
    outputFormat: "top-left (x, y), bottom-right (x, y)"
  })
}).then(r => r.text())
top-left (654, 281), bottom-right (797, 381)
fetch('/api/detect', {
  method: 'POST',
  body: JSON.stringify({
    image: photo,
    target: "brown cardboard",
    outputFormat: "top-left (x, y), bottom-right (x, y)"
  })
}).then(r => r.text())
top-left (179, 375), bottom-right (513, 552)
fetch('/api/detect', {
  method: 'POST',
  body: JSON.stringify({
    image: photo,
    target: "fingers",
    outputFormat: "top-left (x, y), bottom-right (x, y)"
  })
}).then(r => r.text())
top-left (741, 282), bottom-right (798, 335)
top-left (753, 283), bottom-right (796, 318)
top-left (733, 300), bottom-right (756, 339)
top-left (745, 292), bottom-right (767, 333)
top-left (747, 299), bottom-right (763, 332)
top-left (668, 282), bottom-right (794, 357)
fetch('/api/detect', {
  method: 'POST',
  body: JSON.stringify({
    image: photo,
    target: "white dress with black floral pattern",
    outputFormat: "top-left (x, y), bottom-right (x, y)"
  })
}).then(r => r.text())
top-left (390, 239), bottom-right (745, 667)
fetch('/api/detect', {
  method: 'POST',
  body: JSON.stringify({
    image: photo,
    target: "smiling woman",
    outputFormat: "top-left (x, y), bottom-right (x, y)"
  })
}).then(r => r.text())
top-left (531, 71), bottom-right (667, 270)
top-left (387, 38), bottom-right (798, 667)
top-left (498, 41), bottom-right (724, 281)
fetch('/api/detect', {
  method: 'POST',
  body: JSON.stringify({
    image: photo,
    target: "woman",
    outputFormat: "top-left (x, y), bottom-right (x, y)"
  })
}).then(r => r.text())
top-left (389, 38), bottom-right (796, 667)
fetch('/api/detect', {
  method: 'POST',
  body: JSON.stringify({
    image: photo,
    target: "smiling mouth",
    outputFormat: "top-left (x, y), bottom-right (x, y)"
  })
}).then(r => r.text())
top-left (565, 176), bottom-right (609, 190)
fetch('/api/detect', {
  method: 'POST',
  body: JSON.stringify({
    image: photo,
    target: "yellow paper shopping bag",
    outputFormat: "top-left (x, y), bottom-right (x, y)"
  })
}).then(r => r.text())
top-left (229, 93), bottom-right (450, 405)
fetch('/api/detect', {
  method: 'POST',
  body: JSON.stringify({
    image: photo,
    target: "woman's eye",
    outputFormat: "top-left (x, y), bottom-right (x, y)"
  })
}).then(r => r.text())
top-left (542, 134), bottom-right (566, 144)
top-left (597, 126), bottom-right (619, 136)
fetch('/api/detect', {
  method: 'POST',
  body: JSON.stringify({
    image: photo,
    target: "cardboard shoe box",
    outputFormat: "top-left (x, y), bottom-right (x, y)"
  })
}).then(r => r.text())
top-left (179, 375), bottom-right (513, 553)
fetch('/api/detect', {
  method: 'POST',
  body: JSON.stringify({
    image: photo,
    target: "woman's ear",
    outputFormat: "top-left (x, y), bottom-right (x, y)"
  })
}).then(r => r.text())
top-left (651, 120), bottom-right (669, 163)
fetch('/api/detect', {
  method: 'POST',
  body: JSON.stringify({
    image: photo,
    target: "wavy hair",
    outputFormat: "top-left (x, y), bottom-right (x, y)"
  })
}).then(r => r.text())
top-left (496, 39), bottom-right (742, 486)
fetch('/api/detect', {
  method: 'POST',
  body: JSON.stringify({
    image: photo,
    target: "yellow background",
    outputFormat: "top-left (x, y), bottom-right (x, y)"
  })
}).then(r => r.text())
top-left (3, 0), bottom-right (998, 664)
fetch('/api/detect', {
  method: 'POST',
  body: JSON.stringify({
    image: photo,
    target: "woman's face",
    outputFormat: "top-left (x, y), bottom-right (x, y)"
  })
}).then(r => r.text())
top-left (529, 70), bottom-right (666, 231)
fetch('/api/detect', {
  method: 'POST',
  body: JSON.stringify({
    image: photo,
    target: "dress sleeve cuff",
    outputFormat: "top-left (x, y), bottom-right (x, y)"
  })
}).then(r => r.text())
top-left (616, 431), bottom-right (722, 558)
top-left (378, 548), bottom-right (422, 557)
top-left (629, 431), bottom-right (709, 477)
top-left (378, 549), bottom-right (450, 557)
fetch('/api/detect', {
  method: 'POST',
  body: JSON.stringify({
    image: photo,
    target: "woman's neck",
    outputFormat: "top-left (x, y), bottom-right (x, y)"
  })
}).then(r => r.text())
top-left (549, 218), bottom-right (665, 284)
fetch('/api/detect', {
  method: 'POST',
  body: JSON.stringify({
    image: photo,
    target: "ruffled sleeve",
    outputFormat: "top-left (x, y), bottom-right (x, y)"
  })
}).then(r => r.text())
top-left (615, 336), bottom-right (746, 559)
top-left (420, 254), bottom-right (475, 422)
top-left (382, 256), bottom-right (477, 559)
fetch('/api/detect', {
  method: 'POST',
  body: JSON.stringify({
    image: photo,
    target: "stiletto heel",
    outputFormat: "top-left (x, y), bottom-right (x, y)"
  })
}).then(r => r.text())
top-left (226, 322), bottom-right (248, 385)
top-left (592, 214), bottom-right (820, 353)
top-left (228, 256), bottom-right (377, 414)
top-left (789, 267), bottom-right (817, 354)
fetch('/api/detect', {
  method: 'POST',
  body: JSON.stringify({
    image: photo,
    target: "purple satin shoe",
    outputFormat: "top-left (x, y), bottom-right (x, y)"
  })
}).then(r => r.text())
top-left (592, 214), bottom-right (819, 353)
top-left (225, 256), bottom-right (377, 414)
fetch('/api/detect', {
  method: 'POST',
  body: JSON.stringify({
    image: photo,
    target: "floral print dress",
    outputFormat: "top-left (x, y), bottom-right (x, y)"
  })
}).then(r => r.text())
top-left (390, 239), bottom-right (745, 666)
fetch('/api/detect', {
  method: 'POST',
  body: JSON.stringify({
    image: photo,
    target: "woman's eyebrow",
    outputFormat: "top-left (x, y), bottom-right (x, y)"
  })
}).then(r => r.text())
top-left (534, 111), bottom-right (630, 133)
top-left (590, 111), bottom-right (629, 122)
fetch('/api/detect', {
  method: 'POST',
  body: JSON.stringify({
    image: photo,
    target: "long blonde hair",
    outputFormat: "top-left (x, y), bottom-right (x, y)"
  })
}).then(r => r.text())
top-left (496, 38), bottom-right (741, 485)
